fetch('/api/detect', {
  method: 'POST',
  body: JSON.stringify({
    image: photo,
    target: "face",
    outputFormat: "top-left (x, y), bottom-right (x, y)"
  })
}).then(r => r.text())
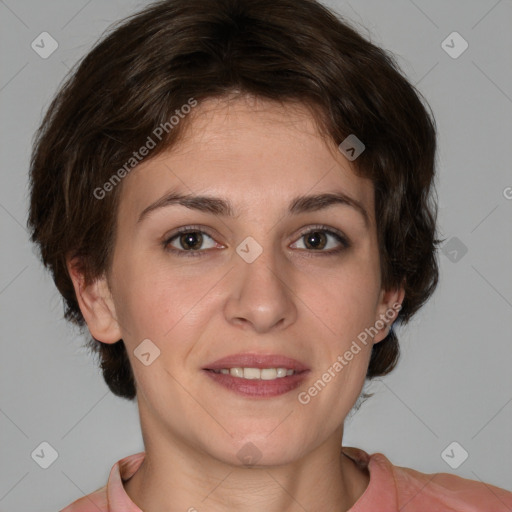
top-left (73, 95), bottom-right (403, 466)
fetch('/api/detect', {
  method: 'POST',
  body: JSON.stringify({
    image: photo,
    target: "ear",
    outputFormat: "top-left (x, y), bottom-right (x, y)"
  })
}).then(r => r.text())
top-left (372, 279), bottom-right (405, 344)
top-left (66, 257), bottom-right (122, 344)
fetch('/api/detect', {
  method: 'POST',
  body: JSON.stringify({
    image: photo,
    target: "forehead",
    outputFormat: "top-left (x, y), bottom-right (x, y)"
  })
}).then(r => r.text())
top-left (117, 96), bottom-right (375, 224)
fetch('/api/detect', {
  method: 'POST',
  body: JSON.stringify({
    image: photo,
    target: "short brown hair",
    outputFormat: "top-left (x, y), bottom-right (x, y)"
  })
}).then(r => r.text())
top-left (28, 0), bottom-right (441, 400)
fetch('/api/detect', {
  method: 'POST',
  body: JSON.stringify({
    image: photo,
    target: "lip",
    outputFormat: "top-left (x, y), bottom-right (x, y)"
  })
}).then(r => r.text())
top-left (203, 352), bottom-right (310, 371)
top-left (202, 352), bottom-right (310, 398)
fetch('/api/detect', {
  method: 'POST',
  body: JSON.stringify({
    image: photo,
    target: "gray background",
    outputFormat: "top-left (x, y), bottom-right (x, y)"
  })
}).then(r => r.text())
top-left (1, 0), bottom-right (511, 510)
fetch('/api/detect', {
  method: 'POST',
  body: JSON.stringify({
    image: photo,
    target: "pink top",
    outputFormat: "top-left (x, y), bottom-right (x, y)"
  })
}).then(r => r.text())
top-left (60, 447), bottom-right (512, 511)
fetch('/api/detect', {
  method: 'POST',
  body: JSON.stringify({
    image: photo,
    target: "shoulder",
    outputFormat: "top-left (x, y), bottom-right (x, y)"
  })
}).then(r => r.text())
top-left (59, 452), bottom-right (145, 512)
top-left (343, 447), bottom-right (512, 511)
top-left (59, 485), bottom-right (108, 512)
top-left (372, 450), bottom-right (512, 511)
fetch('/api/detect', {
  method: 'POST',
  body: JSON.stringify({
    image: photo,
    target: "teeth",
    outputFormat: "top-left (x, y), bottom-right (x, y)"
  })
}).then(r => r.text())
top-left (244, 368), bottom-right (261, 379)
top-left (211, 367), bottom-right (297, 379)
top-left (231, 367), bottom-right (244, 378)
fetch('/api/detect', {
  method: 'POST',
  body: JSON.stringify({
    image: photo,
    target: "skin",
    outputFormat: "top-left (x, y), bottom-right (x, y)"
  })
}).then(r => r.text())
top-left (67, 95), bottom-right (404, 511)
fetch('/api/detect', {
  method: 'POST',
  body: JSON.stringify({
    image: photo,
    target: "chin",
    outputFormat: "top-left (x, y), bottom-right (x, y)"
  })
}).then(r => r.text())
top-left (204, 432), bottom-right (308, 468)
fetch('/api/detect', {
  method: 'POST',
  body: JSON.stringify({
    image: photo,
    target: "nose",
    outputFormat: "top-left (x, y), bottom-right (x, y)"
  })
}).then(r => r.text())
top-left (223, 243), bottom-right (298, 334)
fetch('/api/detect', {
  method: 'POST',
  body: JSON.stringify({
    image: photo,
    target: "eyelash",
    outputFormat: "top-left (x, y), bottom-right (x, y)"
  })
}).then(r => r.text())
top-left (162, 224), bottom-right (351, 258)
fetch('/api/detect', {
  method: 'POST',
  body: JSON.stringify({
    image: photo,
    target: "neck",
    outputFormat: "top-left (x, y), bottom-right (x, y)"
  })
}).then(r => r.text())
top-left (124, 422), bottom-right (369, 512)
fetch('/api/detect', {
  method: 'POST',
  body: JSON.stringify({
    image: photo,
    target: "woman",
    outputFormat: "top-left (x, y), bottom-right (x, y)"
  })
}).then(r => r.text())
top-left (27, 0), bottom-right (512, 510)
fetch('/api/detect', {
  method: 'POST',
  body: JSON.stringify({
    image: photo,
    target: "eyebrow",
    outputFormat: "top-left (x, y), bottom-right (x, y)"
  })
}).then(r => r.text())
top-left (137, 189), bottom-right (369, 227)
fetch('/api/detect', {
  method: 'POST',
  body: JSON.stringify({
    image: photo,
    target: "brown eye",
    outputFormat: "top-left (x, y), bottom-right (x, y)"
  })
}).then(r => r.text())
top-left (178, 232), bottom-right (204, 250)
top-left (163, 229), bottom-right (218, 255)
top-left (290, 226), bottom-right (350, 254)
top-left (303, 231), bottom-right (328, 250)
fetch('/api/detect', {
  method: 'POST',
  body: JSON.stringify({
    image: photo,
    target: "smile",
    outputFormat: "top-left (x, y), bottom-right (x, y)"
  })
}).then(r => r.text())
top-left (209, 367), bottom-right (298, 379)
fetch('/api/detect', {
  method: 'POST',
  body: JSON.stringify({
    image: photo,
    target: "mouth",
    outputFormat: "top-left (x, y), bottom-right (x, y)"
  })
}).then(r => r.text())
top-left (207, 367), bottom-right (300, 379)
top-left (202, 353), bottom-right (310, 398)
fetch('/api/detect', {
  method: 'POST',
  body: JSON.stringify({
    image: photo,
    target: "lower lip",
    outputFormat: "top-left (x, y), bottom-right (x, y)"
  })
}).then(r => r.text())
top-left (202, 369), bottom-right (310, 398)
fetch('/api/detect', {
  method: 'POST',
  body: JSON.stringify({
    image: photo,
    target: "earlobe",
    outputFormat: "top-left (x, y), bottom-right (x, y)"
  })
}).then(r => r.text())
top-left (66, 257), bottom-right (122, 344)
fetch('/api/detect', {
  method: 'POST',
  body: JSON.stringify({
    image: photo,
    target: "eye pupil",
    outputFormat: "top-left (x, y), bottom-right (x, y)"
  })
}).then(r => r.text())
top-left (181, 232), bottom-right (203, 250)
top-left (305, 231), bottom-right (327, 250)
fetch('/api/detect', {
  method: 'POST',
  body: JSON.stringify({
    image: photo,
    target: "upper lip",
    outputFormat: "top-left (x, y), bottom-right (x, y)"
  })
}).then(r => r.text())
top-left (203, 353), bottom-right (310, 371)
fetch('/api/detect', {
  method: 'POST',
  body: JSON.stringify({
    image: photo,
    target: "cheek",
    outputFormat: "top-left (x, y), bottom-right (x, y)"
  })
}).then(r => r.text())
top-left (305, 261), bottom-right (381, 339)
top-left (113, 256), bottom-right (222, 346)
top-left (112, 232), bottom-right (381, 352)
